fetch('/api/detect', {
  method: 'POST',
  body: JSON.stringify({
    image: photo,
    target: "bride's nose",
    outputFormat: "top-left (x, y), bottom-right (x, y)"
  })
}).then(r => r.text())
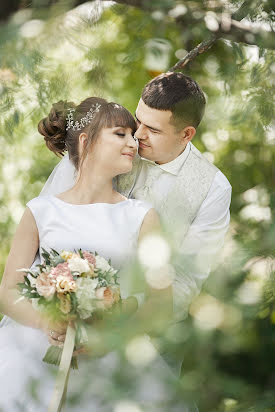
top-left (126, 134), bottom-right (137, 149)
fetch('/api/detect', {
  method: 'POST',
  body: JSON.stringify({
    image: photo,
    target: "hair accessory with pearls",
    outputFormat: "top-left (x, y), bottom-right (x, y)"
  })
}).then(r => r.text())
top-left (66, 103), bottom-right (101, 131)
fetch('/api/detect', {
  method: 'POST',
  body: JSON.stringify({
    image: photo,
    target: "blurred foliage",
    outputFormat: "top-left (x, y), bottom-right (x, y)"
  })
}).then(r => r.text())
top-left (0, 1), bottom-right (274, 411)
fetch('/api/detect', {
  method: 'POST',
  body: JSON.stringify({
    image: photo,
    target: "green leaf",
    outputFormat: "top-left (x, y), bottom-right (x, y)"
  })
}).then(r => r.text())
top-left (43, 345), bottom-right (62, 366)
top-left (50, 248), bottom-right (60, 256)
top-left (43, 345), bottom-right (78, 369)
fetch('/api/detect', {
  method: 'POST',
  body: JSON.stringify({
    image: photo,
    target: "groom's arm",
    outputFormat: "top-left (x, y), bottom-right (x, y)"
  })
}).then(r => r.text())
top-left (172, 172), bottom-right (232, 321)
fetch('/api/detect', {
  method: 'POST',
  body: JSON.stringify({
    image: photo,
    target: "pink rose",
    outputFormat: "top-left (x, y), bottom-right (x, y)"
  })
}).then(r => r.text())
top-left (49, 262), bottom-right (71, 279)
top-left (82, 251), bottom-right (96, 266)
top-left (36, 272), bottom-right (56, 300)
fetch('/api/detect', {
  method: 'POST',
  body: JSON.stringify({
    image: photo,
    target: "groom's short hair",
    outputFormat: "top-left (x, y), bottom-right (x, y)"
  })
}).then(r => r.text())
top-left (141, 72), bottom-right (206, 129)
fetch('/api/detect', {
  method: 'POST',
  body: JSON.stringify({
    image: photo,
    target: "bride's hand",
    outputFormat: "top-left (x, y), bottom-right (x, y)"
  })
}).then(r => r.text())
top-left (41, 319), bottom-right (67, 347)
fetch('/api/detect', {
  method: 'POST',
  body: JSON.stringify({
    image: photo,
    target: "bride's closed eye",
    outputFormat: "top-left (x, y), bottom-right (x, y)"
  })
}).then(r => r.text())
top-left (115, 132), bottom-right (125, 137)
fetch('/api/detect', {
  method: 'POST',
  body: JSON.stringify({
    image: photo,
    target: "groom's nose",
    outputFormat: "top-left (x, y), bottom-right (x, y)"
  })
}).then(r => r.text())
top-left (135, 124), bottom-right (147, 140)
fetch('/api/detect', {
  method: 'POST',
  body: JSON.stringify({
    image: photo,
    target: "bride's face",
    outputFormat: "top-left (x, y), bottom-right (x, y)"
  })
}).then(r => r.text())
top-left (83, 126), bottom-right (137, 176)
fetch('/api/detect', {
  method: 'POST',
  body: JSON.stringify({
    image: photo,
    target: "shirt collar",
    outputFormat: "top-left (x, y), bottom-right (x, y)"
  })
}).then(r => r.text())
top-left (140, 142), bottom-right (191, 176)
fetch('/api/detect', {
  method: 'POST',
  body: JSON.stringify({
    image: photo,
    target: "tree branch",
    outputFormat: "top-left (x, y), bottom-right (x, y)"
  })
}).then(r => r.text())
top-left (0, 0), bottom-right (274, 54)
top-left (0, 0), bottom-right (156, 21)
top-left (174, 13), bottom-right (274, 54)
top-left (225, 19), bottom-right (275, 50)
top-left (169, 35), bottom-right (218, 71)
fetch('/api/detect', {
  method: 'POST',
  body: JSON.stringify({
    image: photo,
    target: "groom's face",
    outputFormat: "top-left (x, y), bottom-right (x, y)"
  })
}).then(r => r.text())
top-left (135, 99), bottom-right (187, 165)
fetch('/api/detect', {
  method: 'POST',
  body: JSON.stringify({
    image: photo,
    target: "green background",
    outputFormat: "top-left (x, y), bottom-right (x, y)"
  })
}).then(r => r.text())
top-left (0, 1), bottom-right (274, 410)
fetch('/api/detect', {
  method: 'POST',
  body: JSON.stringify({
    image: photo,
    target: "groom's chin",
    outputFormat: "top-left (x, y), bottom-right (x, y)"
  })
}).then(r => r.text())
top-left (138, 148), bottom-right (151, 159)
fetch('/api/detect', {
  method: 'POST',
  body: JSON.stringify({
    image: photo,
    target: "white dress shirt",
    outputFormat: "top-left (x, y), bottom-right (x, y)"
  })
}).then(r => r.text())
top-left (131, 143), bottom-right (232, 320)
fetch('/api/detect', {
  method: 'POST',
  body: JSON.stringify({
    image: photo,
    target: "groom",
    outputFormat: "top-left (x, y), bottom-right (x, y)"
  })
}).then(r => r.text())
top-left (116, 71), bottom-right (231, 321)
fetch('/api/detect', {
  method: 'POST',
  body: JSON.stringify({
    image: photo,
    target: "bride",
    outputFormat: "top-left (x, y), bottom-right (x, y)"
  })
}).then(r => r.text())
top-left (0, 97), bottom-right (173, 411)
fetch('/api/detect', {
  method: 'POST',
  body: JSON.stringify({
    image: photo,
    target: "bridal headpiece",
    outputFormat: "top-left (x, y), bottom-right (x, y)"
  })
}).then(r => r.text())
top-left (66, 103), bottom-right (101, 131)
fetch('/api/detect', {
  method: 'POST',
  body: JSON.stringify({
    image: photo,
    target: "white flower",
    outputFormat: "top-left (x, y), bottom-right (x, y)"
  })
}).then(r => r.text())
top-left (27, 274), bottom-right (37, 288)
top-left (68, 256), bottom-right (90, 274)
top-left (75, 277), bottom-right (99, 319)
top-left (61, 250), bottom-right (78, 261)
top-left (95, 255), bottom-right (117, 275)
top-left (95, 255), bottom-right (111, 272)
top-left (95, 287), bottom-right (106, 300)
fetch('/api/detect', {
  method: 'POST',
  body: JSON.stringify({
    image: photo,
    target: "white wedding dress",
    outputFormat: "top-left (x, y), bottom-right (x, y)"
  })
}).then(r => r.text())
top-left (0, 195), bottom-right (178, 412)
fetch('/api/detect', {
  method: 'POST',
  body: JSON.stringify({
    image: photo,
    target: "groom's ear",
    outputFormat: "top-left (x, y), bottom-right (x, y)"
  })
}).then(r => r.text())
top-left (180, 126), bottom-right (196, 144)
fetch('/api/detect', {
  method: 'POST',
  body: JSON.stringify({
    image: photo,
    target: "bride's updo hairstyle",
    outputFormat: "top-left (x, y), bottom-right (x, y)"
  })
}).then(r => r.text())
top-left (38, 97), bottom-right (137, 170)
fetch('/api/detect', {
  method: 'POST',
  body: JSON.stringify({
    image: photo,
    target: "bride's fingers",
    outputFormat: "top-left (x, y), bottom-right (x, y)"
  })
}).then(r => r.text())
top-left (46, 329), bottom-right (66, 343)
top-left (48, 322), bottom-right (67, 335)
top-left (48, 335), bottom-right (64, 348)
top-left (47, 330), bottom-right (59, 340)
top-left (57, 334), bottom-right (66, 342)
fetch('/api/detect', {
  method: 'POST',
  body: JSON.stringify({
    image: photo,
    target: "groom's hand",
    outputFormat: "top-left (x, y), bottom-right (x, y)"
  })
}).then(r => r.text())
top-left (84, 296), bottom-right (138, 327)
top-left (103, 295), bottom-right (138, 324)
top-left (120, 296), bottom-right (138, 318)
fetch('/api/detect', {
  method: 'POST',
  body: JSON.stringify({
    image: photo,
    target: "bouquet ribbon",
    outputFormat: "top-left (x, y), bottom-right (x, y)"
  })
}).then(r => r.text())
top-left (48, 324), bottom-right (76, 412)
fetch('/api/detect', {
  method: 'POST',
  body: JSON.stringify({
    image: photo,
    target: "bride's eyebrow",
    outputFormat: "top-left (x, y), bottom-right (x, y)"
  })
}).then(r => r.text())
top-left (135, 113), bottom-right (162, 133)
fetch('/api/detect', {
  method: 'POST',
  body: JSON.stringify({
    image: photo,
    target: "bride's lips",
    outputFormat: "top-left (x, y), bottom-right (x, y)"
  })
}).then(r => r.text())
top-left (122, 152), bottom-right (135, 159)
top-left (139, 142), bottom-right (150, 149)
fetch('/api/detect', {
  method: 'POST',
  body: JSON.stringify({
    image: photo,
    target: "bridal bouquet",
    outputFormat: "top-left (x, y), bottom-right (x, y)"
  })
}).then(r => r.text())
top-left (17, 248), bottom-right (120, 411)
top-left (17, 248), bottom-right (120, 365)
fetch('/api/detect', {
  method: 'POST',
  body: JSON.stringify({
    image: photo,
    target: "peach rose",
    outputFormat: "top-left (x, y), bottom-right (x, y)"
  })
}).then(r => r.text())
top-left (57, 293), bottom-right (72, 314)
top-left (112, 286), bottom-right (121, 304)
top-left (103, 288), bottom-right (115, 308)
top-left (56, 275), bottom-right (77, 294)
top-left (36, 272), bottom-right (56, 300)
top-left (95, 286), bottom-right (120, 309)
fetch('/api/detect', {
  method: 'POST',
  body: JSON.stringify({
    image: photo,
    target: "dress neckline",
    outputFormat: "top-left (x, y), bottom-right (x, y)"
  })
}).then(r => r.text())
top-left (49, 195), bottom-right (130, 207)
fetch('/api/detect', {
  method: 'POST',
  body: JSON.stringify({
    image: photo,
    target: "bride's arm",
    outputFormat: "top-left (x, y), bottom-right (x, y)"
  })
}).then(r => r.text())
top-left (0, 208), bottom-right (63, 334)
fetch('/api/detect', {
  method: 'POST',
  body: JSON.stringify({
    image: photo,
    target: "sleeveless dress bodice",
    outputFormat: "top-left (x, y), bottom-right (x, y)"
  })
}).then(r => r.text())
top-left (27, 195), bottom-right (152, 270)
top-left (0, 195), bottom-right (154, 411)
